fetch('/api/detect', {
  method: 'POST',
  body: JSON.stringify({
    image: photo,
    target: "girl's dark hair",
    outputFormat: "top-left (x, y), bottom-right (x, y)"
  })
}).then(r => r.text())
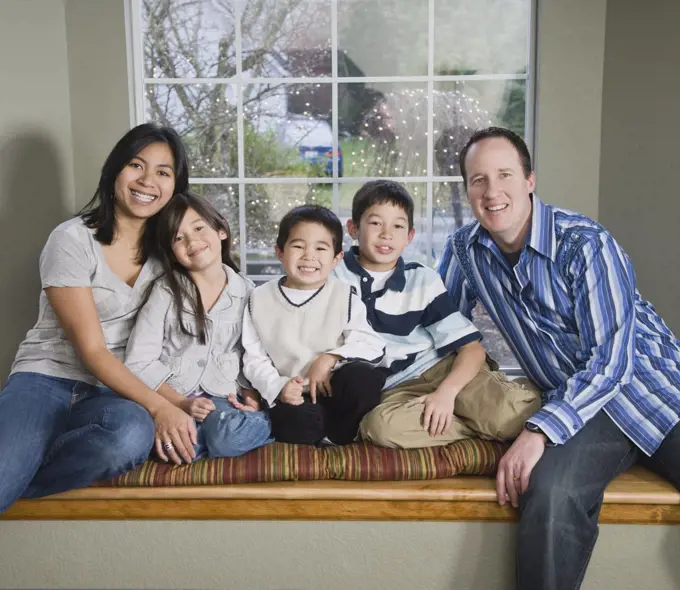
top-left (79, 123), bottom-right (189, 263)
top-left (155, 192), bottom-right (239, 344)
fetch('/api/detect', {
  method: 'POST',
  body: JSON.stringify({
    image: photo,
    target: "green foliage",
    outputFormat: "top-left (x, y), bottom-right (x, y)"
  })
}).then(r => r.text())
top-left (497, 79), bottom-right (526, 137)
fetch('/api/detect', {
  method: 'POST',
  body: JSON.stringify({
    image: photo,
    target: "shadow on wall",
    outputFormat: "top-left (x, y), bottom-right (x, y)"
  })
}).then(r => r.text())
top-left (0, 132), bottom-right (71, 384)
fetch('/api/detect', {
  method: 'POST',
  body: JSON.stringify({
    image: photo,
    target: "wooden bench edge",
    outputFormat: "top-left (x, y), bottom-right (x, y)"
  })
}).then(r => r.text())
top-left (4, 497), bottom-right (680, 524)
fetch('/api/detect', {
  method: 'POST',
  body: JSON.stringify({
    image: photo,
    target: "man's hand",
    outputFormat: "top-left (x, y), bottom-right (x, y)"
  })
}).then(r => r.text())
top-left (420, 387), bottom-right (457, 437)
top-left (179, 397), bottom-right (216, 422)
top-left (279, 377), bottom-right (305, 406)
top-left (496, 428), bottom-right (547, 508)
top-left (307, 353), bottom-right (340, 403)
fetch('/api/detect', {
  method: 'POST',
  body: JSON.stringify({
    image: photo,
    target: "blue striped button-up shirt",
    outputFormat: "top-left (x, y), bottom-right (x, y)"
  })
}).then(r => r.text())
top-left (439, 195), bottom-right (680, 455)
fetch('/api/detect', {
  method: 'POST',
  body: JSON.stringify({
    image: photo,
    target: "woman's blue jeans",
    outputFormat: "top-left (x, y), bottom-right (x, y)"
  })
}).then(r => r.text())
top-left (0, 371), bottom-right (155, 513)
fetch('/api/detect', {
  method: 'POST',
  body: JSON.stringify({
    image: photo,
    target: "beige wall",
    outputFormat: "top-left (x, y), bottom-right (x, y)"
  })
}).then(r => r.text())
top-left (65, 0), bottom-right (131, 210)
top-left (599, 1), bottom-right (680, 333)
top-left (0, 0), bottom-right (75, 382)
top-left (533, 0), bottom-right (607, 219)
top-left (0, 0), bottom-right (131, 381)
top-left (1, 520), bottom-right (680, 589)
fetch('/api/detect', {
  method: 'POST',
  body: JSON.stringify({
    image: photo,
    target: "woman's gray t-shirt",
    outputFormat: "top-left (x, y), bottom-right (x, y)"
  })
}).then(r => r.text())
top-left (11, 217), bottom-right (161, 384)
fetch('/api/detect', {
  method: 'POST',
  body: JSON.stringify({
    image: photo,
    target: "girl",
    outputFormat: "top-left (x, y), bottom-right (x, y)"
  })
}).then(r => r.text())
top-left (0, 123), bottom-right (195, 514)
top-left (125, 193), bottom-right (272, 459)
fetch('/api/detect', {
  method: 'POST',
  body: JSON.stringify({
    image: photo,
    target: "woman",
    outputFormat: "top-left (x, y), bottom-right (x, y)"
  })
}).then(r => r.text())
top-left (0, 123), bottom-right (196, 514)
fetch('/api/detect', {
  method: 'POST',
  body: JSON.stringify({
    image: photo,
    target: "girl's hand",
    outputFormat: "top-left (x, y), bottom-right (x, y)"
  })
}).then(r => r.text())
top-left (180, 397), bottom-right (216, 422)
top-left (228, 389), bottom-right (262, 412)
top-left (153, 403), bottom-right (198, 464)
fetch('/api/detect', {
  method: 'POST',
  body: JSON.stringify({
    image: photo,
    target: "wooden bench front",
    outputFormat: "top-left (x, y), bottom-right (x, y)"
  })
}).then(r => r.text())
top-left (4, 466), bottom-right (679, 524)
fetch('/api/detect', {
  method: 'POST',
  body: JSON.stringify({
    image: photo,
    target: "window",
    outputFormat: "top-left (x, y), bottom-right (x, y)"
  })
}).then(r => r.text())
top-left (130, 0), bottom-right (534, 368)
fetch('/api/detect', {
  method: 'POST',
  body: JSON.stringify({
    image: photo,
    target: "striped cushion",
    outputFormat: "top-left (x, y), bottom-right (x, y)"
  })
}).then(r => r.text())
top-left (105, 439), bottom-right (507, 487)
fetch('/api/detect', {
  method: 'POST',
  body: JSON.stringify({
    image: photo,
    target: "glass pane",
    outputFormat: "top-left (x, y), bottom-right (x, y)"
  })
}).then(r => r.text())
top-left (434, 0), bottom-right (531, 76)
top-left (433, 79), bottom-right (527, 171)
top-left (243, 83), bottom-right (334, 178)
top-left (189, 183), bottom-right (240, 266)
top-left (338, 182), bottom-right (427, 265)
top-left (145, 84), bottom-right (238, 177)
top-left (338, 0), bottom-right (428, 77)
top-left (241, 0), bottom-right (332, 77)
top-left (143, 0), bottom-right (237, 79)
top-left (473, 306), bottom-right (520, 369)
top-left (339, 83), bottom-right (428, 178)
top-left (431, 182), bottom-right (474, 262)
top-left (245, 183), bottom-right (330, 275)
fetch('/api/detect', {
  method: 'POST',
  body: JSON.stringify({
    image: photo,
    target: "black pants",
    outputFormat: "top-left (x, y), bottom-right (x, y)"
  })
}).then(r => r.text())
top-left (269, 362), bottom-right (385, 445)
top-left (517, 410), bottom-right (680, 590)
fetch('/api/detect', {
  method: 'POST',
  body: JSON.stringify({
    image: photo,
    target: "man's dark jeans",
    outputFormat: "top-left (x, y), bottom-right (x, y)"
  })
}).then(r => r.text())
top-left (517, 410), bottom-right (680, 590)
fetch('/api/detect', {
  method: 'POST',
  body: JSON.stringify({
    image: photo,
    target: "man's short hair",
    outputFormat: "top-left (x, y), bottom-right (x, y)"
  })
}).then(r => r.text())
top-left (459, 126), bottom-right (533, 186)
top-left (351, 180), bottom-right (414, 230)
top-left (276, 204), bottom-right (343, 255)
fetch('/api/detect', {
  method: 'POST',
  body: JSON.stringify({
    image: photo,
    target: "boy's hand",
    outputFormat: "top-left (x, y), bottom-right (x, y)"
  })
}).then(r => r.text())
top-left (307, 353), bottom-right (340, 403)
top-left (228, 389), bottom-right (262, 412)
top-left (279, 377), bottom-right (305, 406)
top-left (419, 388), bottom-right (457, 437)
top-left (180, 397), bottom-right (216, 423)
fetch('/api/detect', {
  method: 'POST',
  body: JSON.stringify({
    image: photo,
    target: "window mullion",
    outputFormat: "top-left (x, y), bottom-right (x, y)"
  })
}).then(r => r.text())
top-left (426, 0), bottom-right (435, 267)
top-left (331, 0), bottom-right (339, 214)
top-left (235, 1), bottom-right (246, 272)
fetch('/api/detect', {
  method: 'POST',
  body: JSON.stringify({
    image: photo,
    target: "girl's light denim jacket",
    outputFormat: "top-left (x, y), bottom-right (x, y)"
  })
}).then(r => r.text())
top-left (125, 265), bottom-right (254, 397)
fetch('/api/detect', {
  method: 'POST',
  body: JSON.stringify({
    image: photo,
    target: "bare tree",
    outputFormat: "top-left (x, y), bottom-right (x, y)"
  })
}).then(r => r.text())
top-left (143, 0), bottom-right (330, 251)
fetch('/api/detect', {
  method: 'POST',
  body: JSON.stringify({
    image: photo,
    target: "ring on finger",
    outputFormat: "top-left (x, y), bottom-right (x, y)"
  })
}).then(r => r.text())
top-left (163, 441), bottom-right (174, 451)
top-left (513, 474), bottom-right (520, 481)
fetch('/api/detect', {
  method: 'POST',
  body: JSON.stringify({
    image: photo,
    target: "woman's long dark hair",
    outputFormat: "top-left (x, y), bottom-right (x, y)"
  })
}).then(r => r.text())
top-left (79, 123), bottom-right (189, 263)
top-left (155, 192), bottom-right (240, 344)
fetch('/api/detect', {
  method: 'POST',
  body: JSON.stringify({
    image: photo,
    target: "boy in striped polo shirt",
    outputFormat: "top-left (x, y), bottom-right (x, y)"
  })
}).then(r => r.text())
top-left (333, 180), bottom-right (539, 448)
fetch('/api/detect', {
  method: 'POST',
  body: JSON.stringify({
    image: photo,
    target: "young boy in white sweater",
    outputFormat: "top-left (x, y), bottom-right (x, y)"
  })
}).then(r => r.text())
top-left (241, 205), bottom-right (386, 445)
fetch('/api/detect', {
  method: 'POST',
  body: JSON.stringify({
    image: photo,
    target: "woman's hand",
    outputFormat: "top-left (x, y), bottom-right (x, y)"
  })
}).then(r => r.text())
top-left (153, 403), bottom-right (198, 464)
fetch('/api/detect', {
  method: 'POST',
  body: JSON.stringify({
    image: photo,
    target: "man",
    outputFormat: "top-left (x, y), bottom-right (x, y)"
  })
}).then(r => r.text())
top-left (439, 126), bottom-right (680, 590)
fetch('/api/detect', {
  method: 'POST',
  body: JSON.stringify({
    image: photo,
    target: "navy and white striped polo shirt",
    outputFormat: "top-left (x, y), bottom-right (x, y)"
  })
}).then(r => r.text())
top-left (334, 247), bottom-right (482, 389)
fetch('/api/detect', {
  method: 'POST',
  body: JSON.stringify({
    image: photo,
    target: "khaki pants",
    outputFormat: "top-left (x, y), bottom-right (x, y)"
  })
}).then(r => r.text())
top-left (359, 354), bottom-right (541, 449)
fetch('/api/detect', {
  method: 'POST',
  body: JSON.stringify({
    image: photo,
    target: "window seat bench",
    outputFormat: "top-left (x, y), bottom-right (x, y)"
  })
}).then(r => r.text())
top-left (3, 439), bottom-right (679, 524)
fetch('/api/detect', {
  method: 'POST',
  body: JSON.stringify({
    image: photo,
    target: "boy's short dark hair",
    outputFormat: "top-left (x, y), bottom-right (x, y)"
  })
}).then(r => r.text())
top-left (351, 180), bottom-right (414, 230)
top-left (276, 205), bottom-right (343, 255)
top-left (459, 126), bottom-right (533, 187)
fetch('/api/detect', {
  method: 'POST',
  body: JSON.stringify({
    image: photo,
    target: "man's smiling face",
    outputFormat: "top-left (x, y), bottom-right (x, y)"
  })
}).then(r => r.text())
top-left (464, 136), bottom-right (535, 252)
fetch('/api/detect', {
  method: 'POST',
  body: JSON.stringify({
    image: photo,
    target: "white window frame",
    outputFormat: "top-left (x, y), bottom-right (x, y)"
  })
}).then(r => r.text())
top-left (126, 0), bottom-right (537, 280)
